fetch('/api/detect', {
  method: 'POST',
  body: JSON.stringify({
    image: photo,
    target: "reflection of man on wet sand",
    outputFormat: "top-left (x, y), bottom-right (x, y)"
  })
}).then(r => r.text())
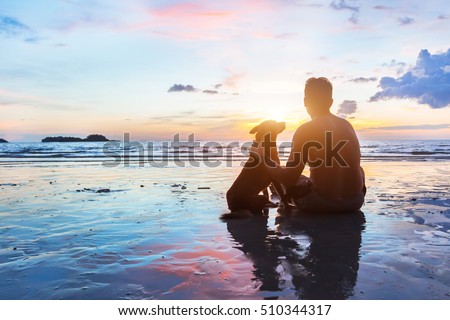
top-left (276, 212), bottom-right (366, 299)
top-left (253, 77), bottom-right (366, 213)
top-left (226, 212), bottom-right (365, 299)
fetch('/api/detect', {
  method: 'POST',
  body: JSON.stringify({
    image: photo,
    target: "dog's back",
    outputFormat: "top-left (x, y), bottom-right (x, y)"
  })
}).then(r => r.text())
top-left (225, 120), bottom-right (285, 214)
top-left (227, 149), bottom-right (272, 200)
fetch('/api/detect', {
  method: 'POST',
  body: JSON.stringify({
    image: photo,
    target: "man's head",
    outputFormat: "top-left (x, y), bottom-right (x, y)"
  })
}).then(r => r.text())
top-left (304, 77), bottom-right (333, 117)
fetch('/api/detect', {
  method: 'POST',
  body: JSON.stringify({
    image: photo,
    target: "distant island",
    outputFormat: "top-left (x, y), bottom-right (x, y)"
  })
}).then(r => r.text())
top-left (0, 138), bottom-right (8, 143)
top-left (41, 134), bottom-right (110, 143)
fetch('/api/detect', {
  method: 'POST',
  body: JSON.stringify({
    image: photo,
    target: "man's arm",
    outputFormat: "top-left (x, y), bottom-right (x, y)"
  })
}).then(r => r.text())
top-left (264, 155), bottom-right (304, 188)
top-left (252, 127), bottom-right (306, 188)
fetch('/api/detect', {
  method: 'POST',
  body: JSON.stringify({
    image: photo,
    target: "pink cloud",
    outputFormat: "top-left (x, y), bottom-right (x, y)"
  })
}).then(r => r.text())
top-left (131, 0), bottom-right (278, 40)
top-left (222, 71), bottom-right (245, 89)
top-left (153, 2), bottom-right (233, 18)
top-left (152, 2), bottom-right (234, 24)
top-left (49, 1), bottom-right (298, 41)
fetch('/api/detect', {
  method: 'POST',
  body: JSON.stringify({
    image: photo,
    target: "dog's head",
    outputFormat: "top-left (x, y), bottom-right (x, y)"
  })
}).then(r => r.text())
top-left (250, 120), bottom-right (285, 142)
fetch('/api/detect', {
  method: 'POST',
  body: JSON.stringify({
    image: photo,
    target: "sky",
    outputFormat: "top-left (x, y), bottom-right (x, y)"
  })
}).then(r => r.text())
top-left (1, 0), bottom-right (450, 142)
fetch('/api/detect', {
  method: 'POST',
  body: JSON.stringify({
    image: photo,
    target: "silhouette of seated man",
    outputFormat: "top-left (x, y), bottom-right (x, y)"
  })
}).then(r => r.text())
top-left (253, 77), bottom-right (365, 213)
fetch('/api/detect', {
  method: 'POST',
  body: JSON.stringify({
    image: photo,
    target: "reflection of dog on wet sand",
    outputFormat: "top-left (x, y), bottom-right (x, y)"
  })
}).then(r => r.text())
top-left (223, 120), bottom-right (288, 219)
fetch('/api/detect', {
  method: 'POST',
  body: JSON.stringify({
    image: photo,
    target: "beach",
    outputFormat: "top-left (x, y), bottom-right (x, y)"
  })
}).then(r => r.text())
top-left (0, 152), bottom-right (449, 299)
top-left (2, 0), bottom-right (450, 305)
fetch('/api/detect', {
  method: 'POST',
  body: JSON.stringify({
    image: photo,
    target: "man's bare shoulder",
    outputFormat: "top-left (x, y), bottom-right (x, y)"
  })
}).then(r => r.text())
top-left (293, 121), bottom-right (313, 139)
top-left (291, 123), bottom-right (315, 149)
top-left (333, 115), bottom-right (357, 133)
top-left (293, 114), bottom-right (357, 145)
top-left (311, 114), bottom-right (356, 131)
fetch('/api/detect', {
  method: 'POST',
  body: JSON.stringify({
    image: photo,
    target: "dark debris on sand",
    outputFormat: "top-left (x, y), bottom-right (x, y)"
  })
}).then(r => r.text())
top-left (75, 188), bottom-right (111, 193)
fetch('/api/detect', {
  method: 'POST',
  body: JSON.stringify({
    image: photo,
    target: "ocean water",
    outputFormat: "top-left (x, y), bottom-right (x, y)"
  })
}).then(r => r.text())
top-left (1, 140), bottom-right (450, 164)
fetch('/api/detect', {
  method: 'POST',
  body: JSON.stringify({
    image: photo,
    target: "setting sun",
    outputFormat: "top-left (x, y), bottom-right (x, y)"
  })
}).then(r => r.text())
top-left (262, 109), bottom-right (287, 122)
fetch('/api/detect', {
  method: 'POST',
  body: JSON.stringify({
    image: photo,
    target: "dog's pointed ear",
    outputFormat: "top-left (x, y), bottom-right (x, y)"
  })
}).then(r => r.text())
top-left (249, 124), bottom-right (260, 134)
top-left (278, 122), bottom-right (286, 133)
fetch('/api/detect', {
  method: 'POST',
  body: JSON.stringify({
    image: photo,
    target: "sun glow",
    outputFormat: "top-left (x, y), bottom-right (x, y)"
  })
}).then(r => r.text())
top-left (262, 109), bottom-right (287, 122)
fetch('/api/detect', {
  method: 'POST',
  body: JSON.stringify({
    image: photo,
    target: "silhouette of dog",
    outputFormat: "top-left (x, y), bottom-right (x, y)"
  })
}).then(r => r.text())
top-left (223, 120), bottom-right (286, 218)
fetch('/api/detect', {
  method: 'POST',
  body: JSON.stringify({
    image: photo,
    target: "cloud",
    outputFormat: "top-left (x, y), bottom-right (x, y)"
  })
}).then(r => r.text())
top-left (382, 59), bottom-right (408, 75)
top-left (168, 84), bottom-right (197, 92)
top-left (368, 124), bottom-right (450, 131)
top-left (0, 15), bottom-right (45, 44)
top-left (330, 0), bottom-right (360, 24)
top-left (253, 31), bottom-right (298, 39)
top-left (0, 87), bottom-right (83, 111)
top-left (337, 100), bottom-right (357, 117)
top-left (276, 1), bottom-right (323, 8)
top-left (0, 15), bottom-right (32, 37)
top-left (370, 49), bottom-right (450, 109)
top-left (143, 110), bottom-right (250, 139)
top-left (349, 77), bottom-right (377, 83)
top-left (202, 90), bottom-right (219, 95)
top-left (398, 16), bottom-right (415, 25)
top-left (158, 74), bottom-right (243, 98)
top-left (140, 1), bottom-right (276, 40)
top-left (146, 110), bottom-right (197, 124)
top-left (167, 83), bottom-right (231, 95)
top-left (25, 36), bottom-right (47, 43)
top-left (382, 59), bottom-right (407, 68)
top-left (51, 1), bottom-right (127, 33)
top-left (222, 71), bottom-right (245, 89)
top-left (373, 5), bottom-right (392, 10)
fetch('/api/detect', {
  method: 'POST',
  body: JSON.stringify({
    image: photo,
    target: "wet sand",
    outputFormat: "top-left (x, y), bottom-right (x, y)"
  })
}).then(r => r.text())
top-left (0, 161), bottom-right (449, 299)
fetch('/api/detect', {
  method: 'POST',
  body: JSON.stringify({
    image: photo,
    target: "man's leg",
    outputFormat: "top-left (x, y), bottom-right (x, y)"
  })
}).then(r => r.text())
top-left (288, 175), bottom-right (312, 200)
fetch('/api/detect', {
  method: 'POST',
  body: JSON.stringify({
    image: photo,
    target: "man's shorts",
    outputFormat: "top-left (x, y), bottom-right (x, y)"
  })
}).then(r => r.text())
top-left (289, 176), bottom-right (365, 213)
